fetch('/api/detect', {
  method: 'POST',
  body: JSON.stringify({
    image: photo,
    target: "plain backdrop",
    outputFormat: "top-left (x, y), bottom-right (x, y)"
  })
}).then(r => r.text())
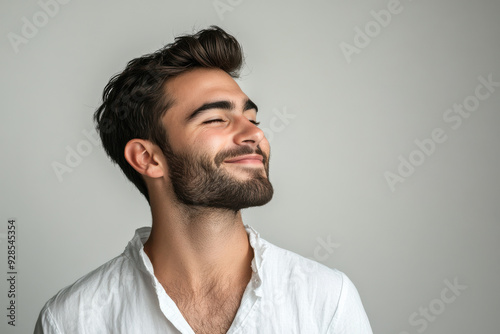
top-left (1, 0), bottom-right (499, 333)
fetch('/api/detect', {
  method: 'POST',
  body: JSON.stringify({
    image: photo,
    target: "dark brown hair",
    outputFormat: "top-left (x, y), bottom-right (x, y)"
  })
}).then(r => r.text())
top-left (93, 26), bottom-right (244, 203)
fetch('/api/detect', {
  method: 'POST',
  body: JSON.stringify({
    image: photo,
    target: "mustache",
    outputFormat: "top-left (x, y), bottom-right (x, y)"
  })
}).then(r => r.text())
top-left (214, 145), bottom-right (268, 167)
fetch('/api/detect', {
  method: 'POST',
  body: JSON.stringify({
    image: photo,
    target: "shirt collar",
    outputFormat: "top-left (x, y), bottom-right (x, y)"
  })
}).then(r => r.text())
top-left (123, 226), bottom-right (154, 276)
top-left (124, 224), bottom-right (267, 295)
top-left (244, 224), bottom-right (267, 296)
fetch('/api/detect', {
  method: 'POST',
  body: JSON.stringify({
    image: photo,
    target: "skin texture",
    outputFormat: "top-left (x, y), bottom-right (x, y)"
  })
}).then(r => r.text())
top-left (123, 68), bottom-right (272, 333)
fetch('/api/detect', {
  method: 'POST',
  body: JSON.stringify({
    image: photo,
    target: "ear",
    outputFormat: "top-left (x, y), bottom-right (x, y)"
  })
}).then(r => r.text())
top-left (124, 139), bottom-right (164, 178)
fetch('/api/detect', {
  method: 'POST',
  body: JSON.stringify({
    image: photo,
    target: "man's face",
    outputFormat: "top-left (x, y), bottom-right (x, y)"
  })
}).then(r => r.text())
top-left (159, 68), bottom-right (273, 211)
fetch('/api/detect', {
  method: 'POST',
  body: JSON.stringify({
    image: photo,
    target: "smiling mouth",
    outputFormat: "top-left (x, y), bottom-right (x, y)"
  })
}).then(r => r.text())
top-left (226, 159), bottom-right (263, 165)
top-left (224, 154), bottom-right (264, 165)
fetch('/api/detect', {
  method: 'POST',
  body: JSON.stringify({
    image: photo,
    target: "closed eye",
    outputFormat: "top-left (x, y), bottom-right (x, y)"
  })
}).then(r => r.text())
top-left (203, 119), bottom-right (260, 126)
top-left (203, 119), bottom-right (225, 124)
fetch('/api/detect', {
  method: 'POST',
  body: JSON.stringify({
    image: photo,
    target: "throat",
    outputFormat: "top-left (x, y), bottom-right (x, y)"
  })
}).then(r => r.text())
top-left (161, 265), bottom-right (252, 301)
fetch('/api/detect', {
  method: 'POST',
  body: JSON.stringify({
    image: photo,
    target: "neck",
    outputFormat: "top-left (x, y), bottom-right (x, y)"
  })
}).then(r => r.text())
top-left (143, 197), bottom-right (253, 294)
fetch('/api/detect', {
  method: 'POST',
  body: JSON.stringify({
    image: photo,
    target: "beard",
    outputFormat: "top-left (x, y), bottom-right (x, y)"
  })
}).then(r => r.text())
top-left (160, 140), bottom-right (274, 212)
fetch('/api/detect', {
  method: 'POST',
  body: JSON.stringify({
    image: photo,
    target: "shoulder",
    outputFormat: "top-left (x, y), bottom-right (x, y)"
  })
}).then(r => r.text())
top-left (246, 225), bottom-right (343, 288)
top-left (35, 253), bottom-right (139, 333)
top-left (258, 237), bottom-right (345, 320)
top-left (260, 237), bottom-right (344, 289)
top-left (50, 253), bottom-right (134, 307)
top-left (258, 237), bottom-right (372, 331)
top-left (326, 270), bottom-right (373, 333)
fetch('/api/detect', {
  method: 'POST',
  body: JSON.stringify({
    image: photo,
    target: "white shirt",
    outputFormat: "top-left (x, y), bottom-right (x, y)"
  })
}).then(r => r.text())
top-left (34, 225), bottom-right (373, 333)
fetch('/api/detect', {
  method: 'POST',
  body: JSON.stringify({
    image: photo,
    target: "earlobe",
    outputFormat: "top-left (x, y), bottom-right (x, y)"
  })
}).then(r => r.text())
top-left (124, 139), bottom-right (164, 178)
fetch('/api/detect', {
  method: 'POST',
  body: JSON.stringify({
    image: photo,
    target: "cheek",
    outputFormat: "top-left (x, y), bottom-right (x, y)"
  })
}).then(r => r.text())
top-left (191, 131), bottom-right (226, 155)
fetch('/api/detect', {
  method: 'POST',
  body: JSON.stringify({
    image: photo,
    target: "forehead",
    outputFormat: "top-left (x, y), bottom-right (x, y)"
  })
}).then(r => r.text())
top-left (164, 68), bottom-right (247, 118)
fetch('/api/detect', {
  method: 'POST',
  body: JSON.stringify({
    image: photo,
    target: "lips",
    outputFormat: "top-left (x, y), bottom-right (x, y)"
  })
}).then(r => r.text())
top-left (224, 154), bottom-right (264, 163)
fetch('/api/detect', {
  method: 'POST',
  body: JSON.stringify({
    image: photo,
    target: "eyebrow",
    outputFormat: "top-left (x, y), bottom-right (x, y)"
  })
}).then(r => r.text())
top-left (185, 98), bottom-right (258, 123)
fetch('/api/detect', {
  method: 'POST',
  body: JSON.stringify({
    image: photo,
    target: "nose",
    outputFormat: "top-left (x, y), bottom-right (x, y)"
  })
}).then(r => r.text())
top-left (232, 115), bottom-right (265, 148)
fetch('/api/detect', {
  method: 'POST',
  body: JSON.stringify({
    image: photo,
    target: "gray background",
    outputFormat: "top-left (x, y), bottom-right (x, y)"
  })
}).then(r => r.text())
top-left (1, 0), bottom-right (499, 333)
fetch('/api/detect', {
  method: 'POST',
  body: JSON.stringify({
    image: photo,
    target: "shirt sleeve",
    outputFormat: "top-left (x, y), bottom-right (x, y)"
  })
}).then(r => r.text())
top-left (33, 303), bottom-right (62, 334)
top-left (326, 272), bottom-right (373, 334)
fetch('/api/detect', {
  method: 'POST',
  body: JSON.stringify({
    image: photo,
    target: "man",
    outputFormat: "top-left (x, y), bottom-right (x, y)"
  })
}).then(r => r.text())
top-left (35, 26), bottom-right (372, 333)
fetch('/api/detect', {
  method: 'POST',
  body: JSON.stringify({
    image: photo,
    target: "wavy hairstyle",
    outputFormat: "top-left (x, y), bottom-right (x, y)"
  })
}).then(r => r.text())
top-left (93, 26), bottom-right (244, 203)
